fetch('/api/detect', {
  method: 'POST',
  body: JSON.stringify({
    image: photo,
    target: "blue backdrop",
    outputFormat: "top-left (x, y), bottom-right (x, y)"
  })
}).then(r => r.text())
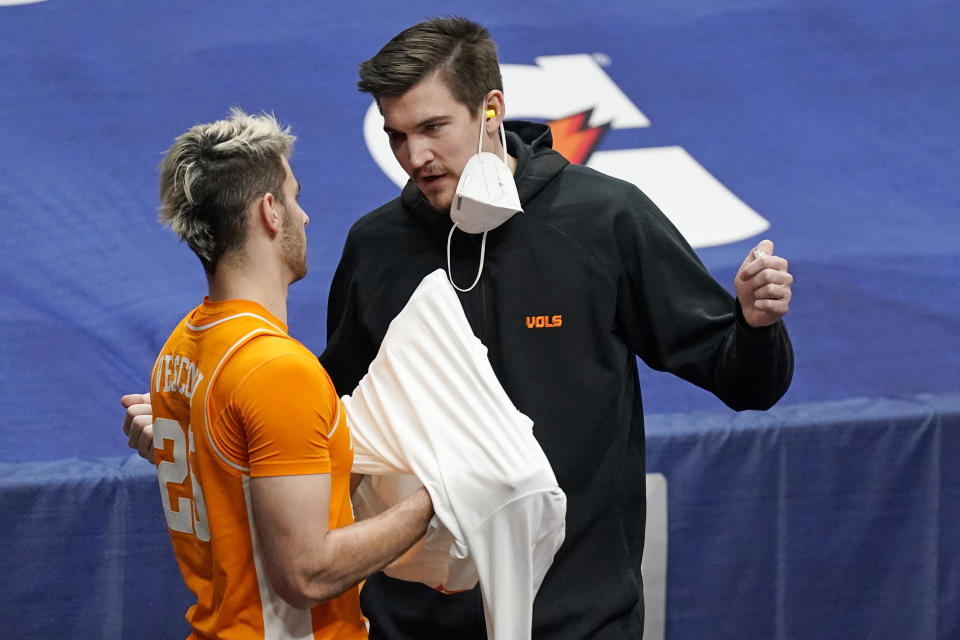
top-left (0, 1), bottom-right (958, 638)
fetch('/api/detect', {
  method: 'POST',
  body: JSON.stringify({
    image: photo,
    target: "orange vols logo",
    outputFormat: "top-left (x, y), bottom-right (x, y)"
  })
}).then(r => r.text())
top-left (548, 109), bottom-right (610, 165)
top-left (525, 315), bottom-right (563, 328)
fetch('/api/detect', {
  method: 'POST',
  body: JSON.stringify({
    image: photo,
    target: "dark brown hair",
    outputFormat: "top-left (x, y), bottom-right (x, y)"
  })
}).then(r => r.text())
top-left (357, 16), bottom-right (503, 113)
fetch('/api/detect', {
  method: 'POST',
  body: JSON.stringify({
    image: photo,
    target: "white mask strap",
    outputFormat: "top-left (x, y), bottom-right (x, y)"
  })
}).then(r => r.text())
top-left (477, 107), bottom-right (484, 154)
top-left (477, 104), bottom-right (509, 163)
top-left (446, 225), bottom-right (488, 293)
top-left (499, 120), bottom-right (508, 164)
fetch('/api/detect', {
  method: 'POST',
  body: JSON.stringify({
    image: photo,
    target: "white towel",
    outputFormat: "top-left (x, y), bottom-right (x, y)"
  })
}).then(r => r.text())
top-left (343, 269), bottom-right (567, 640)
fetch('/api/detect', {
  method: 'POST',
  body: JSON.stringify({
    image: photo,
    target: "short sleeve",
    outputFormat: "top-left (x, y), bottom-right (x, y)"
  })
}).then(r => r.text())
top-left (231, 345), bottom-right (342, 478)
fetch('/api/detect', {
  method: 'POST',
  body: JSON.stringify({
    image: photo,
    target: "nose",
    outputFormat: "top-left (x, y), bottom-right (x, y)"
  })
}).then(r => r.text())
top-left (408, 136), bottom-right (435, 171)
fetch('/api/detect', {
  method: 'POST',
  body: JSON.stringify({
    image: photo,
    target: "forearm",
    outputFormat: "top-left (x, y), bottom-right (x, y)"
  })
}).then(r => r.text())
top-left (292, 487), bottom-right (433, 607)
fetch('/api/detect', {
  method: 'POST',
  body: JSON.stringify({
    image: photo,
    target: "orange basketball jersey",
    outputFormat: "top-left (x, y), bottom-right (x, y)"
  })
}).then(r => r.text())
top-left (150, 298), bottom-right (365, 639)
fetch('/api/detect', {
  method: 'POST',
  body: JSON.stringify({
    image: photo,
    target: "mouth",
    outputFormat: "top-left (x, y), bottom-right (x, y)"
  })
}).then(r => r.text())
top-left (418, 173), bottom-right (446, 188)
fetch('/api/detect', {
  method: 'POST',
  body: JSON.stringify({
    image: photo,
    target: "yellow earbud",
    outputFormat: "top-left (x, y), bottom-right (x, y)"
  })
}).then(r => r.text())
top-left (486, 108), bottom-right (496, 118)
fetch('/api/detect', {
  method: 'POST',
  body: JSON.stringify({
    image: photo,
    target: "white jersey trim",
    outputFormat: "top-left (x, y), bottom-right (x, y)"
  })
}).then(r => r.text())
top-left (200, 327), bottom-right (284, 474)
top-left (243, 475), bottom-right (314, 639)
top-left (328, 397), bottom-right (342, 439)
top-left (187, 312), bottom-right (286, 335)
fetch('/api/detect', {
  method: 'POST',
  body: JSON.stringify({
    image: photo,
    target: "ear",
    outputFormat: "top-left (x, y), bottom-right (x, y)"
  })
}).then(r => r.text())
top-left (258, 192), bottom-right (283, 236)
top-left (483, 90), bottom-right (506, 134)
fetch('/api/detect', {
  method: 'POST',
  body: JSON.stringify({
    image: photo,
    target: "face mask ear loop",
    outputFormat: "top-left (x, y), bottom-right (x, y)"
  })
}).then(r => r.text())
top-left (477, 106), bottom-right (485, 155)
top-left (446, 225), bottom-right (487, 293)
top-left (499, 122), bottom-right (508, 164)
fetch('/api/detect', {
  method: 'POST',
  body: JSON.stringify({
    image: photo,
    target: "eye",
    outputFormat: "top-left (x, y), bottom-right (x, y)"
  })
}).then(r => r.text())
top-left (387, 132), bottom-right (405, 147)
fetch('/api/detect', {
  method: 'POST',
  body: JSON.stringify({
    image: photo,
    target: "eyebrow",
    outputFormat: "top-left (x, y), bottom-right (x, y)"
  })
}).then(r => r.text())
top-left (383, 115), bottom-right (449, 134)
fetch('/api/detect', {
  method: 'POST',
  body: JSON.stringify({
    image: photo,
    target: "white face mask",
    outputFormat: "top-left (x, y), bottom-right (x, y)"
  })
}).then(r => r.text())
top-left (446, 109), bottom-right (523, 293)
top-left (450, 109), bottom-right (523, 234)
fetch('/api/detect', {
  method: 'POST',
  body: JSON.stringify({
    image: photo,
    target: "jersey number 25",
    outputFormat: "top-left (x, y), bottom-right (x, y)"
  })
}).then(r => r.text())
top-left (153, 418), bottom-right (211, 541)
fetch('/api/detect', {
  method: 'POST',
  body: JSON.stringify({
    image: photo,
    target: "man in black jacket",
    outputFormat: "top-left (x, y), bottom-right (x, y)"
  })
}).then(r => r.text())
top-left (123, 15), bottom-right (793, 640)
top-left (322, 15), bottom-right (794, 640)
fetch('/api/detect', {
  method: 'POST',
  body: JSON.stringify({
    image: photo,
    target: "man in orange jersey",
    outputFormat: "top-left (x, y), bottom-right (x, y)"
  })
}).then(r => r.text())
top-left (143, 108), bottom-right (433, 639)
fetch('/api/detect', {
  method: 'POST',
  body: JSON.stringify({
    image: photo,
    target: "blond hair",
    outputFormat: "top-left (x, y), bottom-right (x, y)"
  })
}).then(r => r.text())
top-left (158, 108), bottom-right (296, 274)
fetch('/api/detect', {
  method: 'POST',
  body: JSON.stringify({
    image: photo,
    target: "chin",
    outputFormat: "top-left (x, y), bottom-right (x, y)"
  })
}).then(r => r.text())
top-left (417, 186), bottom-right (452, 213)
top-left (429, 197), bottom-right (453, 214)
top-left (290, 269), bottom-right (307, 286)
top-left (288, 259), bottom-right (308, 285)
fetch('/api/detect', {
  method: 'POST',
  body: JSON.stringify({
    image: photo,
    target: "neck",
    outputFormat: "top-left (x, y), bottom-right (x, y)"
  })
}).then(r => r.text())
top-left (505, 152), bottom-right (518, 175)
top-left (206, 260), bottom-right (289, 325)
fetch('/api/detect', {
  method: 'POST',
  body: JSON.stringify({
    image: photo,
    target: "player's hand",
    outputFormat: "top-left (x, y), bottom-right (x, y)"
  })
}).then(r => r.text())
top-left (121, 393), bottom-right (155, 463)
top-left (734, 239), bottom-right (793, 328)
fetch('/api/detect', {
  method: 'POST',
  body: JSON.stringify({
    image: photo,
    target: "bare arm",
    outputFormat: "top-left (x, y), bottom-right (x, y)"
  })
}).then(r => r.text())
top-left (250, 472), bottom-right (432, 609)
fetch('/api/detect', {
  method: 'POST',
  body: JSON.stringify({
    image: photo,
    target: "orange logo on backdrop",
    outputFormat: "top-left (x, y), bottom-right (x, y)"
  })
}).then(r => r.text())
top-left (525, 315), bottom-right (563, 328)
top-left (548, 109), bottom-right (610, 165)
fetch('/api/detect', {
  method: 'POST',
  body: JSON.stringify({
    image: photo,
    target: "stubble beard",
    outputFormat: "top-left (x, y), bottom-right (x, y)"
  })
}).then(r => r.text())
top-left (280, 214), bottom-right (308, 284)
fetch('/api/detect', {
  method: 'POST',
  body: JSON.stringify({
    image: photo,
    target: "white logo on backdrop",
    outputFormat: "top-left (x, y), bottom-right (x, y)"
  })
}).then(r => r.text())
top-left (363, 54), bottom-right (769, 248)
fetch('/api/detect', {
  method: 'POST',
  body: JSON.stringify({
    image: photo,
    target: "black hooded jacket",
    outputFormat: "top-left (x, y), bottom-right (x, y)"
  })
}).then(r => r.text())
top-left (319, 121), bottom-right (793, 639)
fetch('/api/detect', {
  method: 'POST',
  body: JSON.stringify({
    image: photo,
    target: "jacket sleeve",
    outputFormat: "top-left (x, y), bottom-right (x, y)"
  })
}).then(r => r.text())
top-left (613, 187), bottom-right (793, 411)
top-left (318, 230), bottom-right (380, 398)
